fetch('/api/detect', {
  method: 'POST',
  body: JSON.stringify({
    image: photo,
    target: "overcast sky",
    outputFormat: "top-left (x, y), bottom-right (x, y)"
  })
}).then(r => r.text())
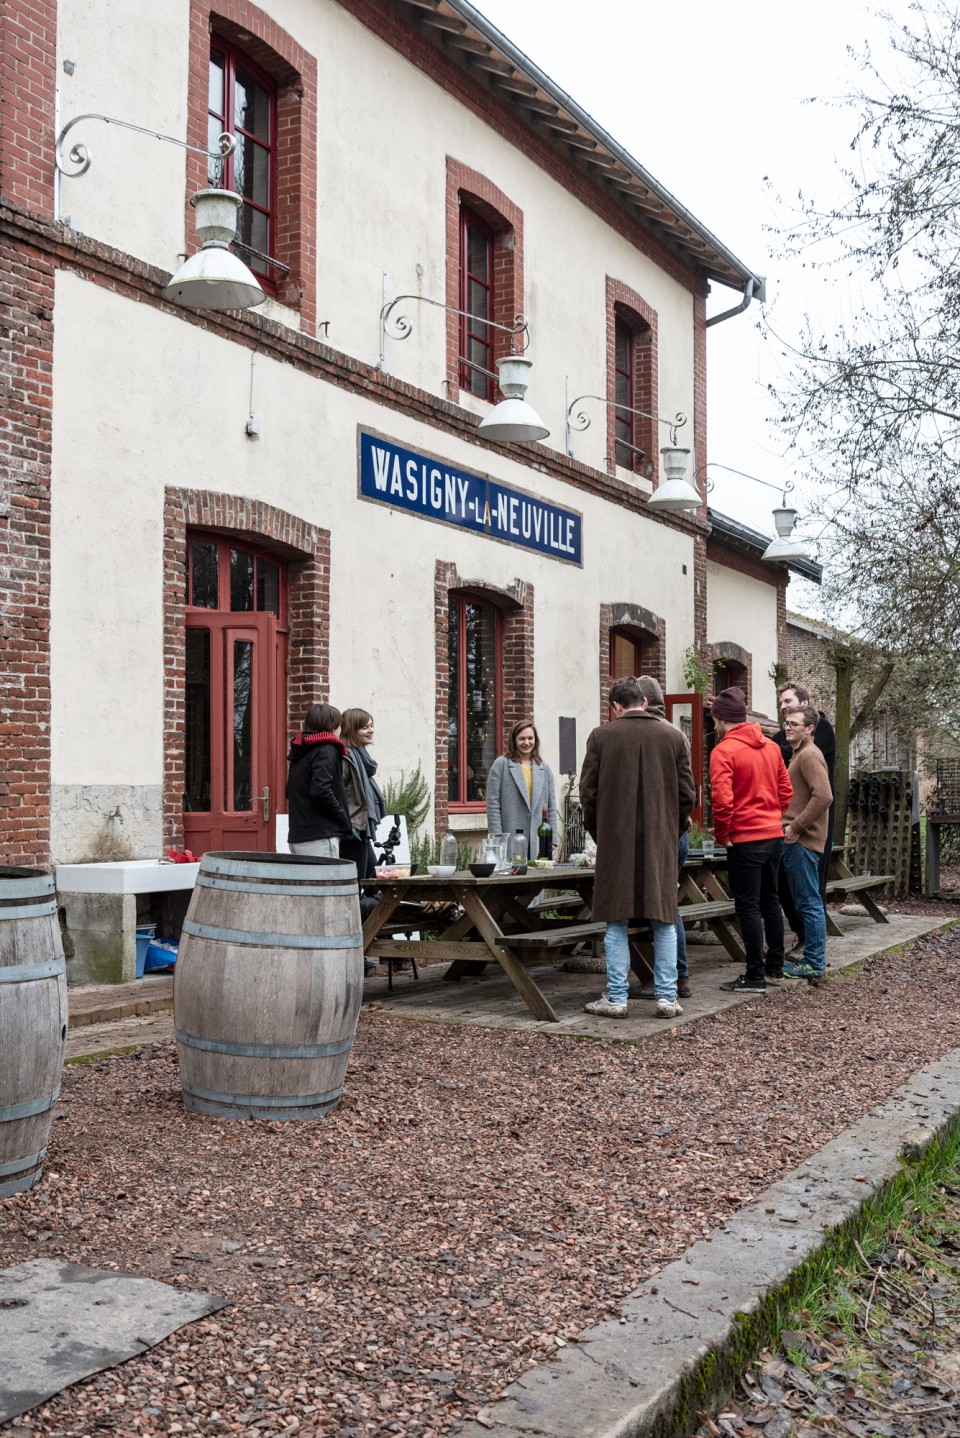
top-left (470, 0), bottom-right (912, 587)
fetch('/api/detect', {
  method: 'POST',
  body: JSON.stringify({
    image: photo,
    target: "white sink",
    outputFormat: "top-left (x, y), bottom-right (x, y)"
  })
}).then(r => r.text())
top-left (55, 860), bottom-right (200, 894)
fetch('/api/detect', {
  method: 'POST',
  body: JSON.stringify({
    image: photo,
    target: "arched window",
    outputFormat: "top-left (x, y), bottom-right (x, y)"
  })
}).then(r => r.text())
top-left (447, 593), bottom-right (503, 807)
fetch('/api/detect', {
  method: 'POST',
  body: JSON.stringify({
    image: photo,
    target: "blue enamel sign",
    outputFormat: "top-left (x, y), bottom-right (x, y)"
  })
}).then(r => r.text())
top-left (358, 430), bottom-right (582, 565)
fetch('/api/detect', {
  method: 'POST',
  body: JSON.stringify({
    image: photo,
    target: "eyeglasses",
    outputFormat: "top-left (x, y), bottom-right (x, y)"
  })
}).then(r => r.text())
top-left (783, 720), bottom-right (807, 730)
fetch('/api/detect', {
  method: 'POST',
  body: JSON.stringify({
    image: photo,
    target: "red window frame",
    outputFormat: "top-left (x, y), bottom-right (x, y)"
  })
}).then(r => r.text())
top-left (609, 627), bottom-right (655, 680)
top-left (186, 531), bottom-right (288, 626)
top-left (208, 39), bottom-right (277, 287)
top-left (614, 317), bottom-right (641, 471)
top-left (459, 207), bottom-right (495, 402)
top-left (448, 593), bottom-right (503, 811)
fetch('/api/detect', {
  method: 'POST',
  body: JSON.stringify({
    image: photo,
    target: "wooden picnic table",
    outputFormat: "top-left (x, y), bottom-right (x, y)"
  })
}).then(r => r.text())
top-left (361, 866), bottom-right (597, 1023)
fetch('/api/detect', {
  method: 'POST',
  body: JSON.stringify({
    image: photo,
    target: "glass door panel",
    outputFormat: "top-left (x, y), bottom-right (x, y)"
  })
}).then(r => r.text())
top-left (664, 692), bottom-right (704, 826)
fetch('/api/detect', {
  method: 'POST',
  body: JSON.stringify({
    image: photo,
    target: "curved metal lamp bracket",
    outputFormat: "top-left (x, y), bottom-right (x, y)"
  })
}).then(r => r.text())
top-left (54, 115), bottom-right (237, 221)
top-left (697, 462), bottom-right (794, 508)
top-left (565, 394), bottom-right (687, 455)
top-left (378, 292), bottom-right (529, 372)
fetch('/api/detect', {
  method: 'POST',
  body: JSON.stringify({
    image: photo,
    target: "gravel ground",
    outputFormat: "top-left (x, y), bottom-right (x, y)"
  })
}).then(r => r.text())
top-left (3, 928), bottom-right (960, 1438)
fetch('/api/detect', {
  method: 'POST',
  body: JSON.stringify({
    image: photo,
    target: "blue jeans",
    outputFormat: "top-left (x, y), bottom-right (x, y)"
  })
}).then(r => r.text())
top-left (781, 842), bottom-right (826, 972)
top-left (604, 918), bottom-right (678, 1004)
top-left (676, 830), bottom-right (689, 979)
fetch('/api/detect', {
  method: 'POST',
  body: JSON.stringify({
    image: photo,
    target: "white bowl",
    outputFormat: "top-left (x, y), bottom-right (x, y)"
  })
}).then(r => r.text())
top-left (426, 864), bottom-right (456, 878)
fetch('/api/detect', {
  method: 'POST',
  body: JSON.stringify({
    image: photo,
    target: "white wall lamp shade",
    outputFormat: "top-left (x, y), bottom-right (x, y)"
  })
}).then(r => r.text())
top-left (476, 354), bottom-right (550, 443)
top-left (162, 189), bottom-right (266, 311)
top-left (762, 505), bottom-right (811, 562)
top-left (646, 446), bottom-right (701, 510)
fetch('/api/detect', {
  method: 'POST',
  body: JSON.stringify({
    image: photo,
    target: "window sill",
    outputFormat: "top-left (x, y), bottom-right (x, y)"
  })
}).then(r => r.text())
top-left (447, 810), bottom-right (487, 831)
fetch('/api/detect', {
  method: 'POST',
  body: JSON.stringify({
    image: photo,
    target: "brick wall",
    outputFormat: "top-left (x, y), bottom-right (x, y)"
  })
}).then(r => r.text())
top-left (0, 228), bottom-right (53, 866)
top-left (0, 0), bottom-right (57, 220)
top-left (162, 488), bottom-right (330, 850)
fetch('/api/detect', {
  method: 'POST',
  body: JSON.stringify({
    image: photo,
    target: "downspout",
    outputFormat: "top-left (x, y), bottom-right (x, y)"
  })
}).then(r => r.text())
top-left (705, 275), bottom-right (766, 328)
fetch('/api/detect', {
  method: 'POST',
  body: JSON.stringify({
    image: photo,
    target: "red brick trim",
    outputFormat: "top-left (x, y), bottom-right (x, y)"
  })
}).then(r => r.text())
top-left (2, 203), bottom-right (714, 548)
top-left (0, 227), bottom-right (53, 865)
top-left (605, 276), bottom-right (658, 480)
top-left (434, 561), bottom-right (533, 832)
top-left (0, 0), bottom-right (58, 221)
top-left (445, 159), bottom-right (524, 399)
top-left (187, 0), bottom-right (318, 332)
top-left (162, 488), bottom-right (330, 848)
top-left (706, 539), bottom-right (783, 589)
top-left (707, 641), bottom-right (753, 708)
top-left (598, 602), bottom-right (666, 722)
top-left (336, 0), bottom-right (709, 299)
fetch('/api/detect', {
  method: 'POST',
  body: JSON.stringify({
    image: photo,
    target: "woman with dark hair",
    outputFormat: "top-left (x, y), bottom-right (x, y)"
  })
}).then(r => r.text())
top-left (340, 707), bottom-right (387, 880)
top-left (486, 720), bottom-right (557, 860)
top-left (285, 701), bottom-right (352, 858)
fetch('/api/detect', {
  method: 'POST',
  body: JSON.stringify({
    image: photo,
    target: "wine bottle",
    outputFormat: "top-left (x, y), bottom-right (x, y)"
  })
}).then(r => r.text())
top-left (537, 805), bottom-right (552, 859)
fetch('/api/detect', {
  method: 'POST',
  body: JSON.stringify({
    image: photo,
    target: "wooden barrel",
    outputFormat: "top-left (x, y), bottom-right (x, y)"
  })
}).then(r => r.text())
top-left (0, 867), bottom-right (68, 1196)
top-left (174, 852), bottom-right (362, 1120)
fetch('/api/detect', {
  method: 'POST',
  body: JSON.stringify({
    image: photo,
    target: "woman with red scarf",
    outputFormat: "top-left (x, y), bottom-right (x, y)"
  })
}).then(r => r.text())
top-left (285, 702), bottom-right (352, 857)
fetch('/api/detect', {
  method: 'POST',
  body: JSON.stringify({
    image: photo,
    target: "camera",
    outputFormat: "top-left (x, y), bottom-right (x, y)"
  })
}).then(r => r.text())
top-left (375, 814), bottom-right (403, 866)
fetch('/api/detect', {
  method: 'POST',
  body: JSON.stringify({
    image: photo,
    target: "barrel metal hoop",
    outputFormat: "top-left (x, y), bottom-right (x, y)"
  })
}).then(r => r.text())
top-left (0, 901), bottom-right (58, 920)
top-left (0, 1088), bottom-right (60, 1122)
top-left (0, 1146), bottom-right (46, 1178)
top-left (0, 1171), bottom-right (43, 1198)
top-left (0, 876), bottom-right (56, 900)
top-left (197, 876), bottom-right (359, 898)
top-left (182, 920), bottom-right (362, 949)
top-left (182, 1081), bottom-right (343, 1110)
top-left (181, 1081), bottom-right (343, 1115)
top-left (201, 854), bottom-right (357, 882)
top-left (176, 1027), bottom-right (354, 1060)
top-left (0, 958), bottom-right (66, 983)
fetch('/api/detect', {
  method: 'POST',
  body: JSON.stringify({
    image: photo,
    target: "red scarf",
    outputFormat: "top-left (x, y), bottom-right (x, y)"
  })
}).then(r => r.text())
top-left (293, 730), bottom-right (347, 756)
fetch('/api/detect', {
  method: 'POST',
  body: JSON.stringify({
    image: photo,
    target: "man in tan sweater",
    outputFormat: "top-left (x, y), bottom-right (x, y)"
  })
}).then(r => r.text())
top-left (781, 705), bottom-right (833, 980)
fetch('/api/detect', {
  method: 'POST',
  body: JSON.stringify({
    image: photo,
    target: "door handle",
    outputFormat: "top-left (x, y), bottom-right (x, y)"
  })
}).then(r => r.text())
top-left (258, 787), bottom-right (270, 823)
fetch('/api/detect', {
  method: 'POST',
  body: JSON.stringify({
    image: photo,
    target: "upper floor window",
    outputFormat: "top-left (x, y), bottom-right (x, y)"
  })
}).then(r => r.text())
top-left (208, 42), bottom-right (276, 282)
top-left (614, 318), bottom-right (639, 469)
top-left (460, 208), bottom-right (495, 401)
top-left (448, 593), bottom-right (502, 807)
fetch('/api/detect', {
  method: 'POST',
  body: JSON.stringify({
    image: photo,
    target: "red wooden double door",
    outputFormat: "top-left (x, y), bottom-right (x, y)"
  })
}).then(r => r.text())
top-left (183, 534), bottom-right (287, 855)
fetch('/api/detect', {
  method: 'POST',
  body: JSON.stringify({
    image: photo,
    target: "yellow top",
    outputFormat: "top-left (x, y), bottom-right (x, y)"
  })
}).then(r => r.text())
top-left (521, 761), bottom-right (533, 804)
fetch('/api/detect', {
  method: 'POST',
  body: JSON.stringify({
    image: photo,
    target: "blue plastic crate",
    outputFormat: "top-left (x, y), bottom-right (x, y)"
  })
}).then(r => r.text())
top-left (144, 938), bottom-right (177, 972)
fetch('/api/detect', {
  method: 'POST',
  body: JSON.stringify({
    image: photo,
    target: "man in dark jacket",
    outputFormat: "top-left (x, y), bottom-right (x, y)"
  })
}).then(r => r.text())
top-left (772, 683), bottom-right (836, 950)
top-left (579, 675), bottom-right (696, 1021)
top-left (286, 702), bottom-right (352, 857)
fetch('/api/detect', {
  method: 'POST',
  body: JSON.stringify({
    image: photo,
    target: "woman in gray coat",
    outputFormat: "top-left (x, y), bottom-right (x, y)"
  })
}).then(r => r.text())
top-left (486, 720), bottom-right (558, 859)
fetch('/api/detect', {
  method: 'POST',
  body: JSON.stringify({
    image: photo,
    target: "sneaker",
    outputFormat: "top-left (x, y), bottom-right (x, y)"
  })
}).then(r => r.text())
top-left (764, 965), bottom-right (784, 981)
top-left (677, 977), bottom-right (692, 998)
top-left (584, 994), bottom-right (628, 1018)
top-left (719, 973), bottom-right (767, 993)
top-left (784, 941), bottom-right (805, 962)
top-left (783, 962), bottom-right (825, 981)
top-left (363, 959), bottom-right (378, 975)
top-left (637, 988), bottom-right (656, 1000)
top-left (656, 997), bottom-right (683, 1019)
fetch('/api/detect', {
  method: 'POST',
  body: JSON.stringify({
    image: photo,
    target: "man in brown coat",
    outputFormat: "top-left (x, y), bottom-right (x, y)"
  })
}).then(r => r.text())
top-left (579, 675), bottom-right (696, 1019)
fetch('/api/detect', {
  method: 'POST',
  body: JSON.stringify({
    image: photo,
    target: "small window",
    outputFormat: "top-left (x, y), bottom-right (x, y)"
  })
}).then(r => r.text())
top-left (610, 626), bottom-right (656, 680)
top-left (459, 208), bottom-right (495, 401)
top-left (209, 41), bottom-right (276, 281)
top-left (448, 595), bottom-right (502, 806)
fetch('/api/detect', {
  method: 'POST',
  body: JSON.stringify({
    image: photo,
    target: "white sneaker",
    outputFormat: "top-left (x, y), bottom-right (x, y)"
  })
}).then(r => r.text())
top-left (656, 997), bottom-right (683, 1019)
top-left (584, 993), bottom-right (628, 1018)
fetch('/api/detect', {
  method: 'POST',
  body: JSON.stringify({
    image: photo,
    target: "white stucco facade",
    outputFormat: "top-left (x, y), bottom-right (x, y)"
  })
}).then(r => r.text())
top-left (0, 0), bottom-right (805, 884)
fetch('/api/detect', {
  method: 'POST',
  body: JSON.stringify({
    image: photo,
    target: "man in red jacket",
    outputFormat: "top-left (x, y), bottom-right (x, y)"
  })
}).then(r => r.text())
top-left (709, 687), bottom-right (792, 993)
